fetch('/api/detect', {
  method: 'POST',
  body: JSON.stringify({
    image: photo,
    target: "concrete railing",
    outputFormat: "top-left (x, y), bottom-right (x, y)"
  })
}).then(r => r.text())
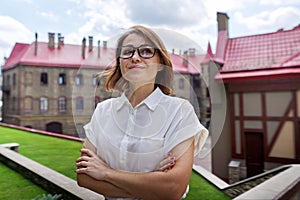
top-left (193, 163), bottom-right (300, 199)
top-left (0, 145), bottom-right (104, 200)
top-left (233, 165), bottom-right (300, 200)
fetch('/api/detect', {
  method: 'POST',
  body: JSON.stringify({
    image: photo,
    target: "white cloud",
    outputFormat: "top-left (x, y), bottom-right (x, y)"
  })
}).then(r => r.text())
top-left (70, 0), bottom-right (215, 52)
top-left (0, 16), bottom-right (32, 60)
top-left (39, 11), bottom-right (59, 22)
top-left (235, 6), bottom-right (300, 33)
top-left (64, 0), bottom-right (130, 45)
top-left (259, 0), bottom-right (300, 6)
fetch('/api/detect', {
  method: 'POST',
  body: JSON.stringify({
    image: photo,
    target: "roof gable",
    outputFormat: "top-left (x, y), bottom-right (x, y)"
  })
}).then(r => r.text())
top-left (4, 43), bottom-right (29, 69)
top-left (201, 42), bottom-right (214, 64)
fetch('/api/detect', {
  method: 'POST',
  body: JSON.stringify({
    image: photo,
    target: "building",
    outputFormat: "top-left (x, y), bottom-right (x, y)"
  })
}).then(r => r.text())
top-left (208, 12), bottom-right (300, 182)
top-left (0, 73), bottom-right (2, 120)
top-left (2, 32), bottom-right (208, 136)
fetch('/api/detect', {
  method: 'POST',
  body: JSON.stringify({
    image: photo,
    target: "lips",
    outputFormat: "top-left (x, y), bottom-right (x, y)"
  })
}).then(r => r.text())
top-left (128, 65), bottom-right (144, 69)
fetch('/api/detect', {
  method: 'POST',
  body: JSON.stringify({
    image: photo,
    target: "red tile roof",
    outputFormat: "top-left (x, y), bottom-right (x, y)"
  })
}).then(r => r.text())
top-left (3, 42), bottom-right (115, 70)
top-left (215, 25), bottom-right (300, 81)
top-left (4, 43), bottom-right (30, 69)
top-left (201, 42), bottom-right (214, 64)
top-left (170, 53), bottom-right (204, 74)
top-left (3, 41), bottom-right (204, 75)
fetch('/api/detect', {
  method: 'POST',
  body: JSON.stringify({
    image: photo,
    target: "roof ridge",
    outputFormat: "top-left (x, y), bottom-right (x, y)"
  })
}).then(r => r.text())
top-left (230, 26), bottom-right (300, 40)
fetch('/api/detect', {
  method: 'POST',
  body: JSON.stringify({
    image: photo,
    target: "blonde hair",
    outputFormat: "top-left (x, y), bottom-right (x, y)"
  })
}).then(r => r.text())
top-left (99, 25), bottom-right (174, 95)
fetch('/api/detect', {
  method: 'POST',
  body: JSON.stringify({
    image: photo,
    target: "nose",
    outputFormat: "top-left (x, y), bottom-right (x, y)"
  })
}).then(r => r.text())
top-left (131, 50), bottom-right (141, 62)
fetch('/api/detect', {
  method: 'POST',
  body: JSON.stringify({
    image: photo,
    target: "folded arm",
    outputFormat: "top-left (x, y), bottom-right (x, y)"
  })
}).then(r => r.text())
top-left (76, 138), bottom-right (194, 200)
top-left (76, 139), bottom-right (134, 198)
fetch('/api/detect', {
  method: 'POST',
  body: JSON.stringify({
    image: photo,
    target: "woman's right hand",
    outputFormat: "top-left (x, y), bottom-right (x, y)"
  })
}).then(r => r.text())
top-left (76, 148), bottom-right (112, 181)
top-left (157, 152), bottom-right (176, 172)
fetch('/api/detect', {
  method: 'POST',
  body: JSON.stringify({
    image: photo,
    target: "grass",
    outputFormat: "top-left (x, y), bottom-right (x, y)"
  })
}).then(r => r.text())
top-left (0, 125), bottom-right (230, 200)
top-left (186, 171), bottom-right (231, 200)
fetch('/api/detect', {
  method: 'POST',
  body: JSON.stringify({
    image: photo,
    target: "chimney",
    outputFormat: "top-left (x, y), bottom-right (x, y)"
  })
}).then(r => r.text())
top-left (98, 40), bottom-right (101, 58)
top-left (57, 33), bottom-right (61, 49)
top-left (59, 36), bottom-right (64, 45)
top-left (88, 36), bottom-right (93, 52)
top-left (34, 32), bottom-right (38, 56)
top-left (215, 12), bottom-right (229, 63)
top-left (217, 12), bottom-right (229, 34)
top-left (103, 40), bottom-right (107, 48)
top-left (183, 50), bottom-right (188, 66)
top-left (189, 48), bottom-right (196, 56)
top-left (48, 32), bottom-right (55, 48)
top-left (82, 37), bottom-right (86, 59)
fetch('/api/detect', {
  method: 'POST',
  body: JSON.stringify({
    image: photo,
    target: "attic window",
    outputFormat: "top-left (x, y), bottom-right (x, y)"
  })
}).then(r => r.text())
top-left (75, 74), bottom-right (83, 85)
top-left (41, 73), bottom-right (48, 85)
top-left (59, 73), bottom-right (66, 85)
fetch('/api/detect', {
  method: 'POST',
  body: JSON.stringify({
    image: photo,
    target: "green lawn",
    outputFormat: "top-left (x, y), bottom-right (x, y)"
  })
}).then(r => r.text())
top-left (0, 125), bottom-right (230, 200)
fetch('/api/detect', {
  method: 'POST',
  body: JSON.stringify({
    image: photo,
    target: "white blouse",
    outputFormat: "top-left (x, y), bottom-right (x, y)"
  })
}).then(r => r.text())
top-left (84, 88), bottom-right (208, 199)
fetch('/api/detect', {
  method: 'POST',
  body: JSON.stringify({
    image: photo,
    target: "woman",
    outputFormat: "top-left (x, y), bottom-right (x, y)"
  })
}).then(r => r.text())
top-left (76, 25), bottom-right (208, 200)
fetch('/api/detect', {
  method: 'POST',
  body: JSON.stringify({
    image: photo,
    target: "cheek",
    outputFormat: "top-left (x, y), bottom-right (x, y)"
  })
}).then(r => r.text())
top-left (119, 61), bottom-right (127, 74)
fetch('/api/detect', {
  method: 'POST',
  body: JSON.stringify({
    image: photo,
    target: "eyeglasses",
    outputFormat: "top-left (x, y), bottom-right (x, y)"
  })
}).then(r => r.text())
top-left (119, 45), bottom-right (156, 59)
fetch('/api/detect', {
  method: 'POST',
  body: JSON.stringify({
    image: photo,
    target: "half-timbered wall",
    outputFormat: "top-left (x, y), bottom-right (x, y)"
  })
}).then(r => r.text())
top-left (229, 78), bottom-right (300, 169)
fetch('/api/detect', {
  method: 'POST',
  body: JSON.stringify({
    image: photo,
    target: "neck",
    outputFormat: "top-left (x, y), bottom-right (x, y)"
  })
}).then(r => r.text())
top-left (126, 83), bottom-right (155, 107)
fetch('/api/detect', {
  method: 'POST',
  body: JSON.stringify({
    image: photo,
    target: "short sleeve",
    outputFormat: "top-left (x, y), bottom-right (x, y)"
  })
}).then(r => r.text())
top-left (164, 100), bottom-right (208, 156)
top-left (83, 103), bottom-right (103, 148)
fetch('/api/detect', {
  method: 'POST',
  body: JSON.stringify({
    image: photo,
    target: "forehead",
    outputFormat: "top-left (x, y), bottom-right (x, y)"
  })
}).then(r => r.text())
top-left (122, 33), bottom-right (152, 46)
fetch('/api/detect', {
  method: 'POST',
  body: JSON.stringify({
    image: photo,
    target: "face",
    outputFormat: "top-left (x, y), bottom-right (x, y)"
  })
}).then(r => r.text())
top-left (119, 33), bottom-right (162, 88)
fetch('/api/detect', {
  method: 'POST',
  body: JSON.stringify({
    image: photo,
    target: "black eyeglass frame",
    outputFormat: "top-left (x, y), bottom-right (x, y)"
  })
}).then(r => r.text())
top-left (119, 44), bottom-right (157, 59)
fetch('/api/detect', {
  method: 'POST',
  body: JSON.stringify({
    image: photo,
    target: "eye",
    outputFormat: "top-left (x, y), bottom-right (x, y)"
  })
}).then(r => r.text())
top-left (139, 47), bottom-right (154, 55)
top-left (121, 48), bottom-right (134, 56)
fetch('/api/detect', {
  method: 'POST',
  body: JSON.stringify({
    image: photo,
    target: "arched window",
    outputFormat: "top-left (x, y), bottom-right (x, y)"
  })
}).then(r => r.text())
top-left (24, 96), bottom-right (33, 112)
top-left (46, 122), bottom-right (62, 134)
top-left (40, 97), bottom-right (48, 111)
top-left (76, 97), bottom-right (84, 111)
top-left (58, 97), bottom-right (66, 112)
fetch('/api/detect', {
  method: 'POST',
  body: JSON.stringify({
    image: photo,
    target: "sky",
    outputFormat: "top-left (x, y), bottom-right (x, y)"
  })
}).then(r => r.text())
top-left (1, 0), bottom-right (300, 65)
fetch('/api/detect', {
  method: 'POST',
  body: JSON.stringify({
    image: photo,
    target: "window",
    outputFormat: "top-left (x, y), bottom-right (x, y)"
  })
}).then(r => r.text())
top-left (75, 74), bottom-right (83, 86)
top-left (179, 78), bottom-right (185, 89)
top-left (40, 97), bottom-right (48, 111)
top-left (94, 96), bottom-right (100, 108)
top-left (58, 97), bottom-right (66, 112)
top-left (24, 96), bottom-right (33, 111)
top-left (12, 73), bottom-right (16, 87)
top-left (41, 73), bottom-right (48, 85)
top-left (58, 73), bottom-right (66, 85)
top-left (76, 97), bottom-right (83, 110)
top-left (6, 75), bottom-right (10, 86)
top-left (12, 97), bottom-right (17, 111)
top-left (92, 77), bottom-right (100, 87)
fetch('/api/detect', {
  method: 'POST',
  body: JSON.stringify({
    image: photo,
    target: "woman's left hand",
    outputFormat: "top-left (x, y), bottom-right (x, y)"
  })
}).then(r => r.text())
top-left (76, 148), bottom-right (110, 180)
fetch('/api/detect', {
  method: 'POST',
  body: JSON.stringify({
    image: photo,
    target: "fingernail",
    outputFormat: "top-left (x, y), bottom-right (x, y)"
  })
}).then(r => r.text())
top-left (170, 160), bottom-right (175, 165)
top-left (169, 156), bottom-right (175, 161)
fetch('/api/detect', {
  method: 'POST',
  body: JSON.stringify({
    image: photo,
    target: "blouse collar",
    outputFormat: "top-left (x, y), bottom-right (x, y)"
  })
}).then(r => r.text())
top-left (116, 87), bottom-right (164, 111)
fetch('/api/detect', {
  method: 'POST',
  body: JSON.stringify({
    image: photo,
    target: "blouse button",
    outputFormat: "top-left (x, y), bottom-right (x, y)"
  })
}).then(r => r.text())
top-left (129, 109), bottom-right (134, 115)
